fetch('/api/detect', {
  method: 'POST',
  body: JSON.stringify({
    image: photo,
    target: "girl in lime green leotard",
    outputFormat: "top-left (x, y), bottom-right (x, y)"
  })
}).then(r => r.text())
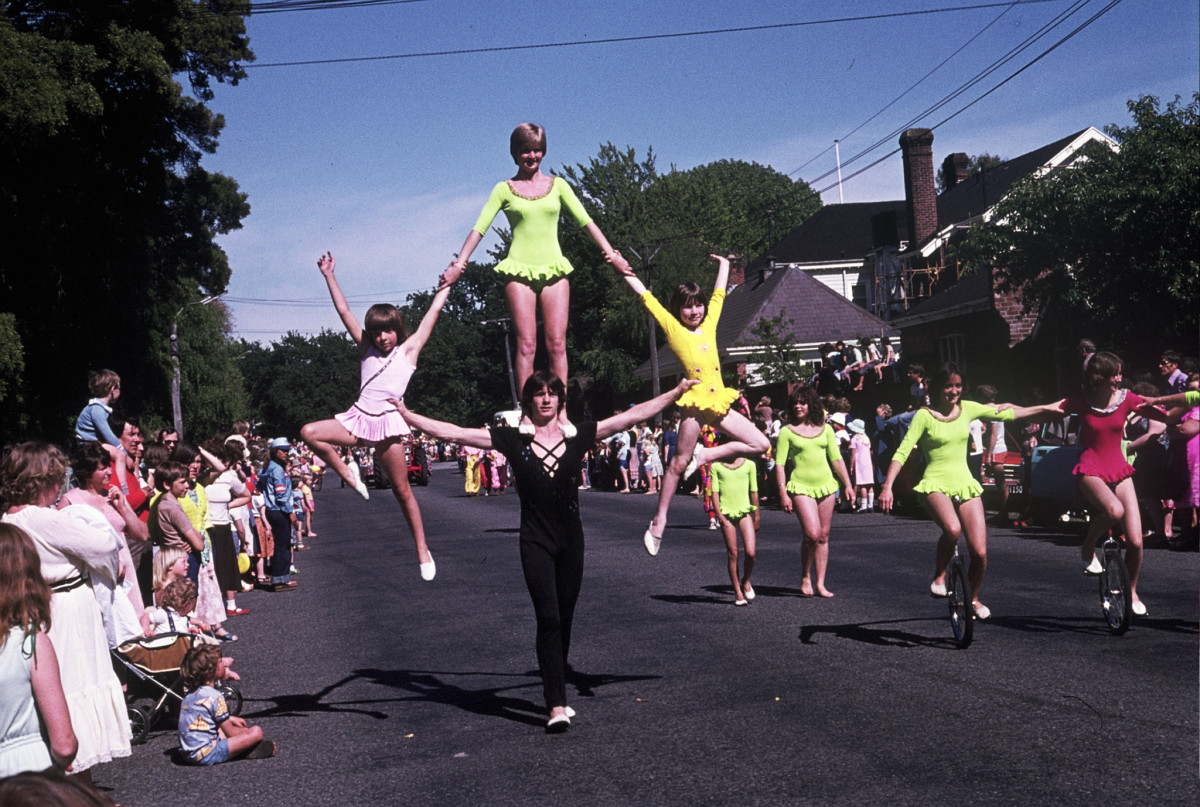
top-left (879, 363), bottom-right (1058, 619)
top-left (775, 387), bottom-right (854, 597)
top-left (444, 124), bottom-right (621, 425)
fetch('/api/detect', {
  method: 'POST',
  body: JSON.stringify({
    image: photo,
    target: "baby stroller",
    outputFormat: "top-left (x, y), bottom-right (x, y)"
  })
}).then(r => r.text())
top-left (112, 632), bottom-right (243, 745)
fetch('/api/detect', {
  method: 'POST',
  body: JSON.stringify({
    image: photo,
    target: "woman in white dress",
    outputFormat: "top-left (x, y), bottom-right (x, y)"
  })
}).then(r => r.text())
top-left (1, 441), bottom-right (131, 781)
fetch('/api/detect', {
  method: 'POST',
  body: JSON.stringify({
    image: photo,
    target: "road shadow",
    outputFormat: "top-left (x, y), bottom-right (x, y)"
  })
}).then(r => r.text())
top-left (988, 614), bottom-right (1199, 636)
top-left (241, 666), bottom-right (659, 729)
top-left (799, 617), bottom-right (958, 649)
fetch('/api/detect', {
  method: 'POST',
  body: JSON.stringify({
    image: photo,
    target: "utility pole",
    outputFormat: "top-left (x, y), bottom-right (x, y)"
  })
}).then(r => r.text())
top-left (171, 294), bottom-right (222, 438)
top-left (480, 318), bottom-right (520, 408)
top-left (626, 244), bottom-right (664, 423)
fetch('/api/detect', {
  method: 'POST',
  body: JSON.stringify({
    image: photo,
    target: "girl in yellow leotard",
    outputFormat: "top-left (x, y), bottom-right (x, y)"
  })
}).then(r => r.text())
top-left (443, 124), bottom-right (622, 430)
top-left (610, 252), bottom-right (771, 556)
top-left (775, 387), bottom-right (854, 598)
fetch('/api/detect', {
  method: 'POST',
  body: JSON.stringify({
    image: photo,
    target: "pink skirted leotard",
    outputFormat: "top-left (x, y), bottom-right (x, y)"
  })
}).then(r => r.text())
top-left (1066, 390), bottom-right (1149, 483)
top-left (335, 345), bottom-right (415, 443)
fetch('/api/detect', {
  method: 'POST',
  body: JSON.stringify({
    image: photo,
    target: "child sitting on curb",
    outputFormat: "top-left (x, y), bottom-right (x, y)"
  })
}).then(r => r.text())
top-left (178, 644), bottom-right (272, 765)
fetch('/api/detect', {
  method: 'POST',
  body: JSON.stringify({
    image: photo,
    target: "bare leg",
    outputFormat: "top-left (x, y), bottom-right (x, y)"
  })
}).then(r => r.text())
top-left (720, 515), bottom-right (745, 601)
top-left (956, 496), bottom-right (989, 605)
top-left (378, 440), bottom-right (433, 571)
top-left (299, 419), bottom-right (362, 487)
top-left (1077, 475), bottom-right (1124, 565)
top-left (739, 516), bottom-right (757, 592)
top-left (795, 493), bottom-right (836, 597)
top-left (704, 410), bottom-right (772, 464)
top-left (1113, 478), bottom-right (1145, 605)
top-left (222, 721), bottom-right (264, 758)
top-left (649, 417), bottom-right (702, 540)
top-left (921, 492), bottom-right (964, 590)
top-left (539, 278), bottom-right (570, 391)
top-left (505, 281), bottom-right (539, 393)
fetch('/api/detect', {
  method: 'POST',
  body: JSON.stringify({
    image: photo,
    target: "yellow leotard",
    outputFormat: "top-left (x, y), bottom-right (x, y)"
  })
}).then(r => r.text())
top-left (640, 288), bottom-right (737, 420)
top-left (776, 424), bottom-right (842, 498)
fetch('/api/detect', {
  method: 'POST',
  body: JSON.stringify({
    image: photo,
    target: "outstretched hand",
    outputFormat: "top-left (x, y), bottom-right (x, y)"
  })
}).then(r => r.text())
top-left (710, 253), bottom-right (731, 270)
top-left (673, 379), bottom-right (701, 397)
top-left (318, 251), bottom-right (335, 276)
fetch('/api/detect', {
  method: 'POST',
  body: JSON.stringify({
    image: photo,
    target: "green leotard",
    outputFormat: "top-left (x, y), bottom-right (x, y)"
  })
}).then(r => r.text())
top-left (711, 459), bottom-right (758, 520)
top-left (1187, 391), bottom-right (1200, 407)
top-left (776, 424), bottom-right (842, 498)
top-left (892, 400), bottom-right (1015, 500)
top-left (640, 288), bottom-right (739, 420)
top-left (471, 177), bottom-right (593, 284)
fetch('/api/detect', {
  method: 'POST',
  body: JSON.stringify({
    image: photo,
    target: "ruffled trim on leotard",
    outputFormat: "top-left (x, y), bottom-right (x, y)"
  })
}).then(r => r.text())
top-left (335, 406), bottom-right (411, 443)
top-left (914, 478), bottom-right (983, 501)
top-left (678, 386), bottom-right (739, 423)
top-left (720, 506), bottom-right (756, 521)
top-left (1072, 459), bottom-right (1134, 484)
top-left (495, 256), bottom-right (574, 283)
top-left (785, 479), bottom-right (840, 499)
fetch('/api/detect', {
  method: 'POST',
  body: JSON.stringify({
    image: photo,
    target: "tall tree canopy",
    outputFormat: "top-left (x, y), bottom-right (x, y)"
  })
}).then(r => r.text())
top-left (960, 94), bottom-right (1199, 354)
top-left (0, 1), bottom-right (253, 442)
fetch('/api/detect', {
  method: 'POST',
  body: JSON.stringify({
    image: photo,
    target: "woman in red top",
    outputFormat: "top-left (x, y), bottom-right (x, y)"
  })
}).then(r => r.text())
top-left (1052, 352), bottom-right (1166, 616)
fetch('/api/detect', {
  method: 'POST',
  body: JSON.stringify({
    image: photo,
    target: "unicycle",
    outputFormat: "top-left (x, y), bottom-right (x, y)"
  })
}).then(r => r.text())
top-left (945, 540), bottom-right (974, 649)
top-left (1098, 535), bottom-right (1131, 635)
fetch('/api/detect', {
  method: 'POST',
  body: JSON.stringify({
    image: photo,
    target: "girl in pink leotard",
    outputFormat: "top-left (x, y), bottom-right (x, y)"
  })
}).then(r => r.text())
top-left (299, 253), bottom-right (455, 582)
top-left (1052, 352), bottom-right (1168, 616)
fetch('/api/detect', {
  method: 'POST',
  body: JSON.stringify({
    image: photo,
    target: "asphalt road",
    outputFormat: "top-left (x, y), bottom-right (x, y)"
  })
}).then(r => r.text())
top-left (96, 462), bottom-right (1199, 806)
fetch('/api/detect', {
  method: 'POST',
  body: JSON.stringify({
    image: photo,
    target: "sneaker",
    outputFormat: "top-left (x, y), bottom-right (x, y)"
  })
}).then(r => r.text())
top-left (546, 712), bottom-right (571, 733)
top-left (290, 565), bottom-right (299, 575)
top-left (708, 517), bottom-right (719, 530)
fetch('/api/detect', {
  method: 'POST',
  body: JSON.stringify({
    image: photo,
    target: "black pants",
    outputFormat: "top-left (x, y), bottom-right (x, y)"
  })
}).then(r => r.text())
top-left (520, 529), bottom-right (585, 711)
top-left (265, 509), bottom-right (292, 582)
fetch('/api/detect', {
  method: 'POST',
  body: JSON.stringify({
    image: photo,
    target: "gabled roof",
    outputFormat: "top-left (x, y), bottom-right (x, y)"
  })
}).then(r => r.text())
top-left (745, 201), bottom-right (909, 272)
top-left (920, 127), bottom-right (1115, 255)
top-left (635, 265), bottom-right (897, 379)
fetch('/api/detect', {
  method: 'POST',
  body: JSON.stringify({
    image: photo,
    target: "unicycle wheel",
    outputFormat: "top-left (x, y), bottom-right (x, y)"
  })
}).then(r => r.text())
top-left (946, 558), bottom-right (974, 649)
top-left (1100, 548), bottom-right (1131, 635)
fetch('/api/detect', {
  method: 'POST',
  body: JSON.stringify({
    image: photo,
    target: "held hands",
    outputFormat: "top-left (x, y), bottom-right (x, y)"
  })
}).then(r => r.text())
top-left (607, 250), bottom-right (635, 277)
top-left (438, 260), bottom-right (465, 291)
top-left (317, 251), bottom-right (335, 277)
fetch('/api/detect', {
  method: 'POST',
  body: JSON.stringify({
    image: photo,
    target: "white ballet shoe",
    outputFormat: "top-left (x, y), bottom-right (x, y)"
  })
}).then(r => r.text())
top-left (643, 522), bottom-right (661, 557)
top-left (354, 481), bottom-right (370, 500)
top-left (347, 462), bottom-right (369, 500)
top-left (930, 580), bottom-right (947, 598)
top-left (972, 602), bottom-right (991, 620)
top-left (1082, 556), bottom-right (1103, 576)
top-left (683, 446), bottom-right (705, 480)
top-left (743, 583), bottom-right (756, 601)
top-left (1131, 600), bottom-right (1147, 617)
top-left (419, 554), bottom-right (436, 582)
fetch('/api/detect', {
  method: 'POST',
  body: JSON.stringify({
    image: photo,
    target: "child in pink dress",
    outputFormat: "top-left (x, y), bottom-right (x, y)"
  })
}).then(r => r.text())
top-left (847, 419), bottom-right (875, 512)
top-left (299, 253), bottom-right (455, 582)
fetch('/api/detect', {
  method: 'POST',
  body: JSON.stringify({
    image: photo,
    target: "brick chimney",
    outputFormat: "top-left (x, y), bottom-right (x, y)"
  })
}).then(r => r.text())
top-left (899, 128), bottom-right (937, 248)
top-left (729, 256), bottom-right (745, 288)
top-left (942, 153), bottom-right (969, 191)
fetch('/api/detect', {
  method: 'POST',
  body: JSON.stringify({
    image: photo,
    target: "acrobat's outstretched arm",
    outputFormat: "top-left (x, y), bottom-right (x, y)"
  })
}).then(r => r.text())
top-left (390, 399), bottom-right (493, 451)
top-left (318, 252), bottom-right (364, 346)
top-left (403, 278), bottom-right (456, 363)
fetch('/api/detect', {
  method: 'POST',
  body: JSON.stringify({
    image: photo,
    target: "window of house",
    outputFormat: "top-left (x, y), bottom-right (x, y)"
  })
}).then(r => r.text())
top-left (938, 333), bottom-right (965, 369)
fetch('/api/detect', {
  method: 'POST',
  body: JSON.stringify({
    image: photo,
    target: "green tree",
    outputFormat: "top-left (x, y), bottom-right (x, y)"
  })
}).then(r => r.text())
top-left (936, 152), bottom-right (1003, 193)
top-left (737, 311), bottom-right (810, 385)
top-left (960, 94), bottom-right (1199, 354)
top-left (0, 2), bottom-right (253, 442)
top-left (239, 331), bottom-right (360, 438)
top-left (175, 301), bottom-right (250, 439)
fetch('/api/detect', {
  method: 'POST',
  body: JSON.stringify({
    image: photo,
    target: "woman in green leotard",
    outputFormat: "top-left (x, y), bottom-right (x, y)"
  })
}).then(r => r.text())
top-left (879, 364), bottom-right (1056, 620)
top-left (444, 124), bottom-right (621, 423)
top-left (775, 387), bottom-right (854, 598)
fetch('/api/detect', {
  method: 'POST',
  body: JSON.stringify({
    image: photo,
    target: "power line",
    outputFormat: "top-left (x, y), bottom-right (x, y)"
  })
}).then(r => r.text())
top-left (249, 0), bottom-right (428, 14)
top-left (247, 1), bottom-right (1067, 68)
top-left (812, 0), bottom-right (1126, 195)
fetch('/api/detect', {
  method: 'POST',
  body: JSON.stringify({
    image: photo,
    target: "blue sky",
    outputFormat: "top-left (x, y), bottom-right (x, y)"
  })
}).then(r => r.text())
top-left (204, 0), bottom-right (1199, 341)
